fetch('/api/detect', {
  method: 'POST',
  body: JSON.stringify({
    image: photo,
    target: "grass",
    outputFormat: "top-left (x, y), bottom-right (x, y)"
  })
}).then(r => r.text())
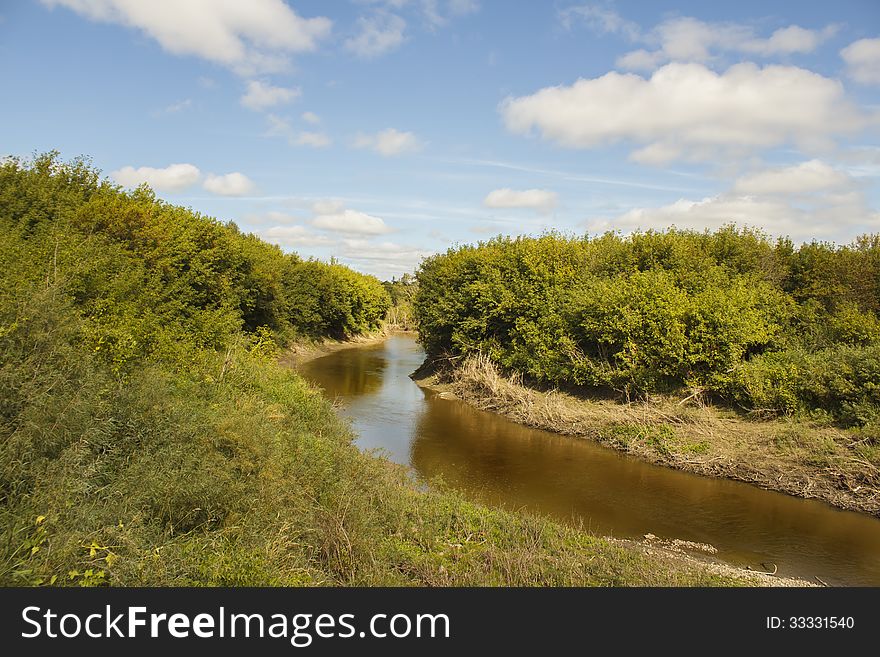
top-left (414, 353), bottom-right (880, 518)
top-left (0, 302), bottom-right (793, 587)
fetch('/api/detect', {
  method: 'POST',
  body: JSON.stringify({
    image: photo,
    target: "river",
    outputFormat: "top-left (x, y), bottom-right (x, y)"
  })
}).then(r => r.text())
top-left (297, 333), bottom-right (880, 585)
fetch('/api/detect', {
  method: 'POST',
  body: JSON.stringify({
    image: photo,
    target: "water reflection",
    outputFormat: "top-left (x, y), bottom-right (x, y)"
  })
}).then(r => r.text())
top-left (298, 334), bottom-right (880, 585)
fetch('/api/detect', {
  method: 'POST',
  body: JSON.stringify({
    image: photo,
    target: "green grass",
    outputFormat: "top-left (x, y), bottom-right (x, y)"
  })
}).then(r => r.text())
top-left (0, 296), bottom-right (745, 587)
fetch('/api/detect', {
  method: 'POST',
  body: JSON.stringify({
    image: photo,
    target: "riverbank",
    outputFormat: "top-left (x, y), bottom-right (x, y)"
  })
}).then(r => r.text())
top-left (288, 334), bottom-right (815, 586)
top-left (412, 354), bottom-right (880, 519)
top-left (280, 328), bottom-right (414, 366)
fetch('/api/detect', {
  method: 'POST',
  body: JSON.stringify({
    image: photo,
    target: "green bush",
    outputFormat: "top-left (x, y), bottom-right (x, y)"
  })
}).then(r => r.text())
top-left (725, 345), bottom-right (880, 427)
top-left (415, 228), bottom-right (880, 423)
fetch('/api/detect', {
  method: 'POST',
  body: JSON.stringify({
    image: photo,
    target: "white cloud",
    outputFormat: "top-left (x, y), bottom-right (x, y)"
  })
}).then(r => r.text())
top-left (111, 163), bottom-right (200, 192)
top-left (301, 111), bottom-right (321, 124)
top-left (203, 172), bottom-right (256, 196)
top-left (752, 25), bottom-right (831, 56)
top-left (345, 13), bottom-right (406, 57)
top-left (733, 160), bottom-right (852, 196)
top-left (353, 128), bottom-right (422, 156)
top-left (841, 38), bottom-right (880, 85)
top-left (483, 188), bottom-right (558, 214)
top-left (588, 160), bottom-right (878, 241)
top-left (262, 225), bottom-right (334, 248)
top-left (615, 49), bottom-right (664, 71)
top-left (589, 193), bottom-right (880, 242)
top-left (312, 200), bottom-right (345, 215)
top-left (339, 238), bottom-right (433, 277)
top-left (241, 80), bottom-right (300, 111)
top-left (295, 131), bottom-right (332, 148)
top-left (308, 201), bottom-right (393, 235)
top-left (565, 7), bottom-right (836, 71)
top-left (41, 0), bottom-right (332, 75)
top-left (243, 210), bottom-right (301, 226)
top-left (501, 62), bottom-right (865, 164)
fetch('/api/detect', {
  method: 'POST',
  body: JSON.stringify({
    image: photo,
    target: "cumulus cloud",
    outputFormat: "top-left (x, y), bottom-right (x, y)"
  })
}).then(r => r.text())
top-left (301, 111), bottom-right (321, 124)
top-left (203, 172), bottom-right (255, 196)
top-left (841, 38), bottom-right (880, 85)
top-left (345, 13), bottom-right (406, 57)
top-left (310, 201), bottom-right (393, 235)
top-left (41, 0), bottom-right (332, 75)
top-left (111, 163), bottom-right (200, 192)
top-left (589, 194), bottom-right (880, 242)
top-left (255, 204), bottom-right (394, 250)
top-left (501, 62), bottom-right (865, 164)
top-left (615, 49), bottom-right (664, 71)
top-left (483, 188), bottom-right (558, 214)
top-left (588, 160), bottom-right (879, 241)
top-left (732, 160), bottom-right (852, 196)
top-left (752, 25), bottom-right (832, 56)
top-left (261, 225), bottom-right (334, 248)
top-left (353, 128), bottom-right (422, 156)
top-left (241, 80), bottom-right (300, 111)
top-left (563, 7), bottom-right (836, 71)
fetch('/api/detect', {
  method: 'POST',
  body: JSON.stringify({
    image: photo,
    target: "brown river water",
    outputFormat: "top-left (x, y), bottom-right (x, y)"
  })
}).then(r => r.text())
top-left (297, 334), bottom-right (880, 585)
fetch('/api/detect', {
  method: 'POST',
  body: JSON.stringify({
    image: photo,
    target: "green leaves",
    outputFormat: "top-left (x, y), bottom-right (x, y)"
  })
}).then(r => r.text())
top-left (284, 259), bottom-right (390, 339)
top-left (415, 227), bottom-right (880, 418)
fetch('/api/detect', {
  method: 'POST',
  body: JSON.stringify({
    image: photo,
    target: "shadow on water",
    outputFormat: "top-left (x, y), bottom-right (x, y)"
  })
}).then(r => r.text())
top-left (298, 334), bottom-right (880, 585)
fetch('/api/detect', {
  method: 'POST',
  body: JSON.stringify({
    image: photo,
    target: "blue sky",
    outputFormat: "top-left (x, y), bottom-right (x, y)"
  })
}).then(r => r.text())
top-left (1, 1), bottom-right (879, 277)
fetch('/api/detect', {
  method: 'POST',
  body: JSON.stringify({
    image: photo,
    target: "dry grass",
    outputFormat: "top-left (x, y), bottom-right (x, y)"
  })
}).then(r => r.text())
top-left (416, 354), bottom-right (880, 518)
top-left (279, 327), bottom-right (406, 367)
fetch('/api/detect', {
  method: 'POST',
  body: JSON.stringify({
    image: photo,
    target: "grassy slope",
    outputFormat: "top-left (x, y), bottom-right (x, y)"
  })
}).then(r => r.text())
top-left (2, 296), bottom-right (795, 587)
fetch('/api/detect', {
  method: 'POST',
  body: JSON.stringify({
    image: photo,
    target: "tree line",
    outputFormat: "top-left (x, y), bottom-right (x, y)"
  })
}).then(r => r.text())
top-left (0, 153), bottom-right (392, 584)
top-left (0, 152), bottom-right (390, 375)
top-left (415, 228), bottom-right (880, 429)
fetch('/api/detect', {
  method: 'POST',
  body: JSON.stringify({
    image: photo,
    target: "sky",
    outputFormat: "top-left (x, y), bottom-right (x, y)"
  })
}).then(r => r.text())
top-left (1, 1), bottom-right (879, 278)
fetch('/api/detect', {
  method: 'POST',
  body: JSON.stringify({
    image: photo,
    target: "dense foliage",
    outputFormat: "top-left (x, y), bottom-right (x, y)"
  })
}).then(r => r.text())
top-left (0, 152), bottom-right (389, 367)
top-left (415, 229), bottom-right (880, 427)
top-left (0, 154), bottom-right (397, 585)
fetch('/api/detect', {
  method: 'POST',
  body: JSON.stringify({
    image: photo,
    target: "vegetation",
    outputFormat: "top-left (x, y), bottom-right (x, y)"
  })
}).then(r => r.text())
top-left (415, 229), bottom-right (880, 433)
top-left (1, 153), bottom-right (756, 586)
top-left (413, 230), bottom-right (880, 514)
top-left (383, 273), bottom-right (418, 330)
